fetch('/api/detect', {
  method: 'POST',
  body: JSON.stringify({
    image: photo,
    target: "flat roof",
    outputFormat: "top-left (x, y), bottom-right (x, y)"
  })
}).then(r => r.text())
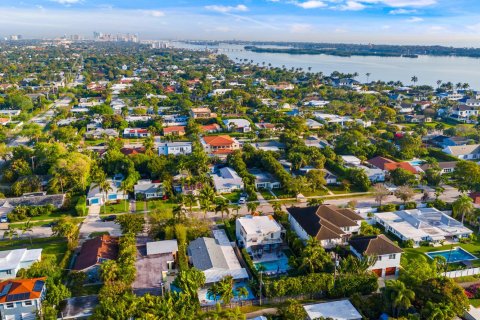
top-left (237, 216), bottom-right (281, 235)
top-left (303, 300), bottom-right (362, 320)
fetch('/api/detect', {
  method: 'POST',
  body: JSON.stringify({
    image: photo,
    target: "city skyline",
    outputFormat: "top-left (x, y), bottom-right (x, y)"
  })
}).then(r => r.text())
top-left (0, 0), bottom-right (479, 46)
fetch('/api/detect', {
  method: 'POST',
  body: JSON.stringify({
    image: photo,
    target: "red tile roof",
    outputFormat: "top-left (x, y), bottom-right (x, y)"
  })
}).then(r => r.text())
top-left (0, 277), bottom-right (46, 303)
top-left (201, 124), bottom-right (221, 132)
top-left (73, 235), bottom-right (119, 271)
top-left (384, 162), bottom-right (417, 174)
top-left (367, 156), bottom-right (396, 170)
top-left (163, 126), bottom-right (186, 134)
top-left (203, 135), bottom-right (235, 147)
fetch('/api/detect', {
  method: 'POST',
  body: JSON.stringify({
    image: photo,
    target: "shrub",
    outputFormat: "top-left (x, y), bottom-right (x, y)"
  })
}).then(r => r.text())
top-left (328, 273), bottom-right (378, 298)
top-left (75, 196), bottom-right (87, 216)
top-left (404, 201), bottom-right (417, 210)
top-left (378, 204), bottom-right (397, 212)
top-left (403, 239), bottom-right (415, 248)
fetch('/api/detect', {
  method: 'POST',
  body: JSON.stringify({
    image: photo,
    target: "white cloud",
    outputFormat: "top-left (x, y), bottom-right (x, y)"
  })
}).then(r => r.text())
top-left (406, 16), bottom-right (424, 22)
top-left (205, 4), bottom-right (248, 13)
top-left (290, 23), bottom-right (313, 33)
top-left (361, 0), bottom-right (436, 8)
top-left (294, 1), bottom-right (327, 9)
top-left (389, 8), bottom-right (417, 14)
top-left (340, 1), bottom-right (366, 11)
top-left (50, 0), bottom-right (82, 4)
top-left (143, 10), bottom-right (165, 17)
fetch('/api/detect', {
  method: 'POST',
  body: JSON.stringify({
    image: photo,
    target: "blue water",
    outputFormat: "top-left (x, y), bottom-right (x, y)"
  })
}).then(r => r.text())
top-left (254, 256), bottom-right (290, 273)
top-left (426, 247), bottom-right (477, 263)
top-left (409, 160), bottom-right (425, 166)
top-left (205, 281), bottom-right (255, 302)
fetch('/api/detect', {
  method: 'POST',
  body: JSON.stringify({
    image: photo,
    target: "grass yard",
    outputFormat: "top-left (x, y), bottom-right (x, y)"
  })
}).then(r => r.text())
top-left (136, 201), bottom-right (146, 212)
top-left (271, 188), bottom-right (294, 199)
top-left (0, 237), bottom-right (68, 263)
top-left (223, 191), bottom-right (242, 203)
top-left (259, 189), bottom-right (275, 200)
top-left (302, 189), bottom-right (329, 197)
top-left (104, 200), bottom-right (130, 214)
top-left (146, 199), bottom-right (176, 212)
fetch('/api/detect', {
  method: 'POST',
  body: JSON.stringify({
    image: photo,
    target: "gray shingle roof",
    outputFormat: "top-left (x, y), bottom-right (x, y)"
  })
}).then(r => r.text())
top-left (187, 238), bottom-right (229, 270)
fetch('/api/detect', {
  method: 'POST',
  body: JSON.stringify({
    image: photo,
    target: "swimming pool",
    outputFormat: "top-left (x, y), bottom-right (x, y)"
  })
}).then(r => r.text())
top-left (409, 159), bottom-right (425, 166)
top-left (254, 255), bottom-right (290, 274)
top-left (426, 247), bottom-right (478, 263)
top-left (203, 281), bottom-right (255, 303)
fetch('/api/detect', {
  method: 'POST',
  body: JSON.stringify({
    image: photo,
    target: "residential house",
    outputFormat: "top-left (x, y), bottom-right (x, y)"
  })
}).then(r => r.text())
top-left (303, 100), bottom-right (330, 107)
top-left (450, 105), bottom-right (479, 123)
top-left (0, 278), bottom-right (46, 320)
top-left (323, 169), bottom-right (338, 185)
top-left (134, 180), bottom-right (163, 200)
top-left (306, 119), bottom-right (322, 130)
top-left (162, 115), bottom-right (188, 127)
top-left (236, 215), bottom-right (284, 255)
top-left (187, 229), bottom-right (248, 285)
top-left (73, 235), bottom-right (119, 280)
top-left (374, 207), bottom-right (472, 246)
top-left (200, 135), bottom-right (240, 156)
top-left (442, 144), bottom-right (480, 160)
top-left (304, 136), bottom-right (332, 149)
top-left (84, 128), bottom-right (119, 140)
top-left (420, 161), bottom-right (457, 175)
top-left (208, 89), bottom-right (231, 97)
top-left (145, 240), bottom-right (178, 272)
top-left (332, 78), bottom-right (361, 90)
top-left (367, 156), bottom-right (418, 175)
top-left (211, 167), bottom-right (244, 194)
top-left (163, 126), bottom-right (186, 136)
top-left (253, 141), bottom-right (285, 152)
top-left (87, 179), bottom-right (127, 205)
top-left (349, 235), bottom-right (403, 277)
top-left (340, 155), bottom-right (362, 167)
top-left (254, 122), bottom-right (280, 131)
top-left (314, 113), bottom-right (371, 128)
top-left (190, 107), bottom-right (216, 119)
top-left (158, 141), bottom-right (192, 156)
top-left (0, 110), bottom-right (21, 117)
top-left (287, 205), bottom-right (363, 248)
top-left (359, 165), bottom-right (386, 182)
top-left (264, 82), bottom-right (294, 91)
top-left (0, 249), bottom-right (42, 280)
top-left (223, 119), bottom-right (251, 133)
top-left (303, 300), bottom-right (362, 320)
top-left (0, 194), bottom-right (65, 218)
top-left (122, 128), bottom-right (150, 138)
top-left (429, 135), bottom-right (471, 149)
top-left (201, 124), bottom-right (222, 133)
top-left (248, 169), bottom-right (281, 190)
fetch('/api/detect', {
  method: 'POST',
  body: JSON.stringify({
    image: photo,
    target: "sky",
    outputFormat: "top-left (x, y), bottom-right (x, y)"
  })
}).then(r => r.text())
top-left (1, 0), bottom-right (480, 46)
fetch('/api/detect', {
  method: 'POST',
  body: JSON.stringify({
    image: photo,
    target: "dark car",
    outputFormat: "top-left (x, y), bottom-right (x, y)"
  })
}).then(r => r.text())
top-left (102, 215), bottom-right (117, 222)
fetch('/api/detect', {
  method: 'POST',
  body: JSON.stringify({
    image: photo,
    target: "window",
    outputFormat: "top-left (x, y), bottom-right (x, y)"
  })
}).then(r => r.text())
top-left (5, 270), bottom-right (11, 275)
top-left (5, 302), bottom-right (14, 309)
top-left (23, 300), bottom-right (33, 307)
top-left (377, 256), bottom-right (382, 261)
top-left (389, 254), bottom-right (396, 259)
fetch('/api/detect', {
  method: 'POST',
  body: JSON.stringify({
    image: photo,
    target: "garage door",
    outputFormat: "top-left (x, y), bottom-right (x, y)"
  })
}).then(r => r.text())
top-left (372, 269), bottom-right (382, 277)
top-left (385, 267), bottom-right (396, 276)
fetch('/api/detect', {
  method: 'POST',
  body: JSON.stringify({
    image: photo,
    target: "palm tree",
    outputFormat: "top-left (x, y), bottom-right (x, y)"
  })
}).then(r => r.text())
top-left (214, 198), bottom-right (229, 221)
top-left (229, 204), bottom-right (241, 218)
top-left (299, 237), bottom-right (331, 274)
top-left (411, 76), bottom-right (418, 86)
top-left (119, 181), bottom-right (131, 212)
top-left (20, 219), bottom-right (34, 246)
top-left (384, 280), bottom-right (415, 317)
top-left (92, 171), bottom-right (112, 214)
top-left (421, 301), bottom-right (455, 320)
top-left (271, 202), bottom-right (282, 214)
top-left (452, 194), bottom-right (474, 224)
top-left (307, 198), bottom-right (324, 207)
top-left (199, 186), bottom-right (215, 220)
top-left (3, 226), bottom-right (18, 240)
top-left (365, 72), bottom-right (371, 83)
top-left (184, 194), bottom-right (197, 215)
top-left (236, 286), bottom-right (249, 305)
top-left (217, 276), bottom-right (234, 306)
top-left (246, 201), bottom-right (259, 214)
top-left (436, 80), bottom-right (442, 89)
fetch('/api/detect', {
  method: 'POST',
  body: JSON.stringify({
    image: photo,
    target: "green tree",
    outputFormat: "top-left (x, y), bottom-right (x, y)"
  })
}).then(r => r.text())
top-left (278, 299), bottom-right (307, 320)
top-left (116, 214), bottom-right (145, 235)
top-left (246, 201), bottom-right (259, 214)
top-left (454, 161), bottom-right (480, 193)
top-left (298, 237), bottom-right (332, 274)
top-left (394, 185), bottom-right (415, 205)
top-left (384, 280), bottom-right (415, 317)
top-left (390, 168), bottom-right (417, 186)
top-left (452, 194), bottom-right (474, 224)
top-left (173, 267), bottom-right (206, 300)
top-left (51, 217), bottom-right (79, 250)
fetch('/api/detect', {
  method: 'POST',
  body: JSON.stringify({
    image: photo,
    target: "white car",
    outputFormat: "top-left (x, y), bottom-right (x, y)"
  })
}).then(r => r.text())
top-left (238, 197), bottom-right (247, 205)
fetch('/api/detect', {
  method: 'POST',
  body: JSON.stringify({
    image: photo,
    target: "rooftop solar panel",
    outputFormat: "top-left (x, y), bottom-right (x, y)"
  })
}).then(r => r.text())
top-left (32, 280), bottom-right (44, 292)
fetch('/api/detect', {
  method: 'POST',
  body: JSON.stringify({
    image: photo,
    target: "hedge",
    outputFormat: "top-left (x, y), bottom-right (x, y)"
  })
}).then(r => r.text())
top-left (75, 196), bottom-right (87, 216)
top-left (264, 273), bottom-right (334, 298)
top-left (328, 273), bottom-right (378, 298)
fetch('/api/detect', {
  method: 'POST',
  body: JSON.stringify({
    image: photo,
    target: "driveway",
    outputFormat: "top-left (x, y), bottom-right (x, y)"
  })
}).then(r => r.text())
top-left (79, 205), bottom-right (122, 240)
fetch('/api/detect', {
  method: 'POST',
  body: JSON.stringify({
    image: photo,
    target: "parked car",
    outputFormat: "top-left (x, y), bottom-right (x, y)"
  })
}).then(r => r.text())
top-left (0, 216), bottom-right (8, 223)
top-left (238, 197), bottom-right (247, 205)
top-left (102, 215), bottom-right (117, 222)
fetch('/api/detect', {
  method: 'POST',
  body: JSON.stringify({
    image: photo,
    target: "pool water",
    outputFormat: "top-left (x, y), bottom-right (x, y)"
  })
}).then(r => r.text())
top-left (254, 256), bottom-right (290, 273)
top-left (205, 281), bottom-right (255, 302)
top-left (426, 247), bottom-right (477, 263)
top-left (409, 159), bottom-right (425, 166)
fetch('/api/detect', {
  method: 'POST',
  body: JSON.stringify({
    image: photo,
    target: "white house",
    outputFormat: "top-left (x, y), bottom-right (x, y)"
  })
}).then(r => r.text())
top-left (0, 249), bottom-right (42, 279)
top-left (134, 180), bottom-right (163, 200)
top-left (341, 155), bottom-right (362, 167)
top-left (236, 216), bottom-right (284, 255)
top-left (223, 119), bottom-right (251, 133)
top-left (359, 165), bottom-right (385, 182)
top-left (303, 300), bottom-right (362, 320)
top-left (349, 235), bottom-right (403, 277)
top-left (157, 141), bottom-right (192, 156)
top-left (314, 113), bottom-right (371, 128)
top-left (211, 167), bottom-right (244, 194)
top-left (249, 169), bottom-right (281, 190)
top-left (443, 144), bottom-right (480, 160)
top-left (374, 207), bottom-right (472, 246)
top-left (123, 128), bottom-right (150, 138)
top-left (209, 89), bottom-right (232, 97)
top-left (87, 179), bottom-right (128, 205)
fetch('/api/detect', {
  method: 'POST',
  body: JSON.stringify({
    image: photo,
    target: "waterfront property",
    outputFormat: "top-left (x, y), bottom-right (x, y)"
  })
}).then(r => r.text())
top-left (0, 277), bottom-right (46, 320)
top-left (287, 205), bottom-right (363, 248)
top-left (374, 207), bottom-right (473, 246)
top-left (0, 249), bottom-right (42, 280)
top-left (349, 235), bottom-right (403, 277)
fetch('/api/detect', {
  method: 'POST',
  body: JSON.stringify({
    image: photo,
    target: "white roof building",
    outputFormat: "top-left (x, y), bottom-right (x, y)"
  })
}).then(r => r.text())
top-left (375, 207), bottom-right (473, 245)
top-left (0, 248), bottom-right (42, 279)
top-left (146, 240), bottom-right (178, 256)
top-left (340, 155), bottom-right (362, 166)
top-left (303, 300), bottom-right (362, 320)
top-left (212, 167), bottom-right (244, 194)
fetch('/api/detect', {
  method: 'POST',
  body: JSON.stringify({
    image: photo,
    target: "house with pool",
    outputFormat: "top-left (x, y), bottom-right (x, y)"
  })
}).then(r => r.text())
top-left (87, 175), bottom-right (127, 205)
top-left (374, 207), bottom-right (472, 246)
top-left (287, 205), bottom-right (363, 249)
top-left (349, 234), bottom-right (403, 277)
top-left (187, 229), bottom-right (253, 305)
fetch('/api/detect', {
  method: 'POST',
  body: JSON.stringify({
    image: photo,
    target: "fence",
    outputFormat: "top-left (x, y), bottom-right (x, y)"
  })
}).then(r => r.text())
top-left (443, 267), bottom-right (480, 278)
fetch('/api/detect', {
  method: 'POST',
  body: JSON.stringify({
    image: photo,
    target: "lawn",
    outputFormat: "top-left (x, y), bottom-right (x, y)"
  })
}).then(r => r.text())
top-left (0, 237), bottom-right (68, 263)
top-left (223, 191), bottom-right (242, 203)
top-left (136, 201), bottom-right (145, 212)
top-left (259, 189), bottom-right (275, 200)
top-left (104, 200), bottom-right (130, 214)
top-left (146, 199), bottom-right (176, 212)
top-left (471, 299), bottom-right (480, 308)
top-left (271, 188), bottom-right (294, 199)
top-left (302, 189), bottom-right (329, 197)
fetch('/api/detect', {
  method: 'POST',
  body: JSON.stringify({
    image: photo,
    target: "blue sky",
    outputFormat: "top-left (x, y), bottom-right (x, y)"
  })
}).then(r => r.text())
top-left (1, 0), bottom-right (479, 45)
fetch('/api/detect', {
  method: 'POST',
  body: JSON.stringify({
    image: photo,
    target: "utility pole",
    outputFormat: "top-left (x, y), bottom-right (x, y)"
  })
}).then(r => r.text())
top-left (259, 270), bottom-right (263, 306)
